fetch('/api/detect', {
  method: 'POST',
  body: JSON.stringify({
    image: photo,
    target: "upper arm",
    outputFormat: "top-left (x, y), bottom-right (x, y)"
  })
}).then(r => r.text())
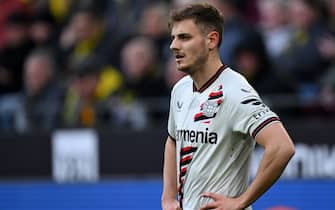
top-left (165, 135), bottom-right (176, 156)
top-left (255, 122), bottom-right (295, 153)
top-left (168, 86), bottom-right (177, 140)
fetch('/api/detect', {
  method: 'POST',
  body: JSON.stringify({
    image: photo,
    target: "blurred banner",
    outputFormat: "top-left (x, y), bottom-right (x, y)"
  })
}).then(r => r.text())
top-left (0, 118), bottom-right (334, 179)
top-left (52, 129), bottom-right (99, 182)
top-left (0, 118), bottom-right (334, 209)
top-left (252, 143), bottom-right (335, 179)
top-left (0, 179), bottom-right (334, 210)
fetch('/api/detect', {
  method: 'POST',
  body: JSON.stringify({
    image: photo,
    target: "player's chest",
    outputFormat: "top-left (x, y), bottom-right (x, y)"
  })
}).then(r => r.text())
top-left (174, 85), bottom-right (225, 130)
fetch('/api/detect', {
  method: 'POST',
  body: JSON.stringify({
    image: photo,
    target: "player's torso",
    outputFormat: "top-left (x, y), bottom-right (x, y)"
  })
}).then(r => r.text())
top-left (173, 77), bottom-right (235, 180)
top-left (172, 69), bottom-right (253, 210)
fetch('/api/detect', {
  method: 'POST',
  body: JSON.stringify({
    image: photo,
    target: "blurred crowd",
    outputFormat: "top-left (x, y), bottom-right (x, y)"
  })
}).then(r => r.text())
top-left (0, 0), bottom-right (335, 132)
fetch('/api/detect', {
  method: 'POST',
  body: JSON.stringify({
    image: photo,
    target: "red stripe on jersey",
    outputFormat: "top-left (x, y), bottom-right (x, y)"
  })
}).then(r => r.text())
top-left (209, 91), bottom-right (223, 98)
top-left (181, 155), bottom-right (192, 163)
top-left (181, 167), bottom-right (187, 173)
top-left (181, 146), bottom-right (193, 153)
top-left (194, 112), bottom-right (204, 120)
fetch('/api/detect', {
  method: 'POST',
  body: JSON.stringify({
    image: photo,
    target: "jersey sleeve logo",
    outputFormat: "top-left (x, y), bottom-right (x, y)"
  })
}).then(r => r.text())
top-left (177, 101), bottom-right (183, 109)
top-left (241, 98), bottom-right (264, 106)
top-left (241, 96), bottom-right (275, 121)
top-left (194, 84), bottom-right (224, 122)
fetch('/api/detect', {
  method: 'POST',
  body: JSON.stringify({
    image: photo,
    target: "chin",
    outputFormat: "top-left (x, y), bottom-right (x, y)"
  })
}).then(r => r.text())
top-left (177, 65), bottom-right (191, 74)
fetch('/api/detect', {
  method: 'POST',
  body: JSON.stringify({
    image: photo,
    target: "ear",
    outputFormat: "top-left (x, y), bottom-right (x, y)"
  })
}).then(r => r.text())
top-left (207, 31), bottom-right (219, 50)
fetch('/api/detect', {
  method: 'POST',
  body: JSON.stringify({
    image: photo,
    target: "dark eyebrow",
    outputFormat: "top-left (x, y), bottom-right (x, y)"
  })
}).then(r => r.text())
top-left (171, 33), bottom-right (191, 39)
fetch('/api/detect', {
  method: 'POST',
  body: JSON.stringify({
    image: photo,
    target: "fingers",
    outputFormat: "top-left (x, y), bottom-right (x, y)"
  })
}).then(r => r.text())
top-left (199, 201), bottom-right (218, 210)
top-left (201, 192), bottom-right (219, 200)
top-left (199, 192), bottom-right (219, 210)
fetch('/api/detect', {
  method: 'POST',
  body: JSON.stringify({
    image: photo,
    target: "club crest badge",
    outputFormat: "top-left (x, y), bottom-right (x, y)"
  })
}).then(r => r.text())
top-left (202, 100), bottom-right (219, 117)
top-left (194, 84), bottom-right (224, 122)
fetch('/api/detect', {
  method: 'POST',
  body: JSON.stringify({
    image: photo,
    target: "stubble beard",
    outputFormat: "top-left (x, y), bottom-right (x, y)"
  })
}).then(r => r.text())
top-left (177, 52), bottom-right (208, 76)
top-left (176, 64), bottom-right (192, 75)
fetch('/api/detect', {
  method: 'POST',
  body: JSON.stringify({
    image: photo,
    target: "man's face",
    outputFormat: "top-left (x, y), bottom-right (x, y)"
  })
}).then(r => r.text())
top-left (24, 57), bottom-right (51, 96)
top-left (170, 19), bottom-right (209, 74)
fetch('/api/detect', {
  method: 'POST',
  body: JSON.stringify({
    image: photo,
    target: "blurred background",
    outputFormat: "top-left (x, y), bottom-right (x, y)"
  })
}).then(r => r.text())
top-left (0, 0), bottom-right (334, 209)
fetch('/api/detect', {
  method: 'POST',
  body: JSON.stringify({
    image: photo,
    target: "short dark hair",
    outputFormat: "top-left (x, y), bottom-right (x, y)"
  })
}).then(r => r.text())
top-left (168, 3), bottom-right (224, 46)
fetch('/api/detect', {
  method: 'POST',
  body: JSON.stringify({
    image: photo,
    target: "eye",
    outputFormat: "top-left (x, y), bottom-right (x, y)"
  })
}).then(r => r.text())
top-left (179, 34), bottom-right (191, 40)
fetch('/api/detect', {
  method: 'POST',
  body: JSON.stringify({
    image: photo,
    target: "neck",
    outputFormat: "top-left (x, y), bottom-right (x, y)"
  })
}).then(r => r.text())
top-left (191, 53), bottom-right (223, 90)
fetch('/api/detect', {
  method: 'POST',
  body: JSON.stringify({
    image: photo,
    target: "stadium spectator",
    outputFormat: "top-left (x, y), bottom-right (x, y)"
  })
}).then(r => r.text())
top-left (318, 0), bottom-right (335, 113)
top-left (0, 12), bottom-right (34, 94)
top-left (318, 0), bottom-right (335, 62)
top-left (276, 0), bottom-right (329, 98)
top-left (58, 8), bottom-right (120, 75)
top-left (207, 0), bottom-right (253, 66)
top-left (46, 0), bottom-right (108, 25)
top-left (137, 2), bottom-right (171, 63)
top-left (104, 0), bottom-right (157, 39)
top-left (0, 0), bottom-right (30, 49)
top-left (115, 2), bottom-right (171, 67)
top-left (13, 48), bottom-right (64, 132)
top-left (120, 36), bottom-right (166, 98)
top-left (257, 0), bottom-right (292, 61)
top-left (114, 36), bottom-right (167, 129)
top-left (231, 32), bottom-right (292, 95)
top-left (29, 10), bottom-right (58, 49)
top-left (61, 57), bottom-right (120, 128)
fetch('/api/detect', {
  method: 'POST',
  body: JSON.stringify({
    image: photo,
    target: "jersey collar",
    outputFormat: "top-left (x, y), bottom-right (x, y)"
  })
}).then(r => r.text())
top-left (193, 65), bottom-right (226, 93)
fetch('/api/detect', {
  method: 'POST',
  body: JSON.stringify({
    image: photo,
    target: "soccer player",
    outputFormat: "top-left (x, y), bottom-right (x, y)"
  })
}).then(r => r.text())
top-left (161, 3), bottom-right (295, 210)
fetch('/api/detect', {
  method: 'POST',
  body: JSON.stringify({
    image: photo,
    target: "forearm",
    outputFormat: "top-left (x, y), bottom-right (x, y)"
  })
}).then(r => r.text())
top-left (162, 138), bottom-right (178, 202)
top-left (238, 142), bottom-right (295, 208)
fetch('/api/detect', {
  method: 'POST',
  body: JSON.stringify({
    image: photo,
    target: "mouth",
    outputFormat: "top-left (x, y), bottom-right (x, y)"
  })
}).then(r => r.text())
top-left (175, 54), bottom-right (185, 61)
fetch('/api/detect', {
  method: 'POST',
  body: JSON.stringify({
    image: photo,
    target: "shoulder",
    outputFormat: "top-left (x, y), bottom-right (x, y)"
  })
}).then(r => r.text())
top-left (171, 75), bottom-right (192, 96)
top-left (221, 67), bottom-right (249, 86)
top-left (221, 67), bottom-right (260, 102)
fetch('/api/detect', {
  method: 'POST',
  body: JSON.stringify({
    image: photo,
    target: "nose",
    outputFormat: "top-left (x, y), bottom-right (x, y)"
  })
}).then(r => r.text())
top-left (170, 38), bottom-right (179, 51)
